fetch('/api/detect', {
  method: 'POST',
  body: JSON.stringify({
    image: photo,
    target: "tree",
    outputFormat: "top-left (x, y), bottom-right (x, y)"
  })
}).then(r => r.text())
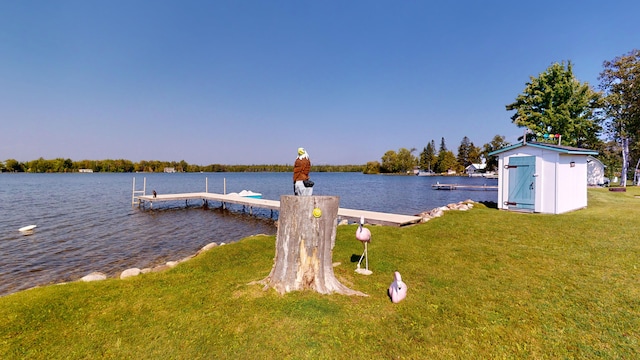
top-left (178, 160), bottom-right (189, 172)
top-left (396, 147), bottom-right (417, 173)
top-left (468, 144), bottom-right (482, 166)
top-left (435, 150), bottom-right (458, 174)
top-left (380, 150), bottom-right (398, 173)
top-left (506, 61), bottom-right (602, 148)
top-left (419, 140), bottom-right (437, 171)
top-left (433, 138), bottom-right (458, 173)
top-left (4, 159), bottom-right (24, 172)
top-left (379, 148), bottom-right (417, 174)
top-left (439, 137), bottom-right (447, 152)
top-left (456, 136), bottom-right (481, 169)
top-left (256, 196), bottom-right (366, 296)
top-left (27, 157), bottom-right (52, 173)
top-left (599, 49), bottom-right (640, 187)
top-left (482, 135), bottom-right (510, 172)
top-left (363, 161), bottom-right (380, 174)
top-left (598, 140), bottom-right (623, 180)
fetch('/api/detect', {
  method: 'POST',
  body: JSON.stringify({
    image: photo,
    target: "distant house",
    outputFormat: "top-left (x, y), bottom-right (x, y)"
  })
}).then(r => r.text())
top-left (164, 167), bottom-right (176, 173)
top-left (586, 156), bottom-right (606, 186)
top-left (465, 163), bottom-right (486, 176)
top-left (489, 141), bottom-right (598, 214)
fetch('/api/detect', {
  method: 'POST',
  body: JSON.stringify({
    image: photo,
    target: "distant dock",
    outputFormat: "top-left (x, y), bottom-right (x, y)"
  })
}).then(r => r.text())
top-left (431, 183), bottom-right (498, 191)
top-left (135, 192), bottom-right (422, 227)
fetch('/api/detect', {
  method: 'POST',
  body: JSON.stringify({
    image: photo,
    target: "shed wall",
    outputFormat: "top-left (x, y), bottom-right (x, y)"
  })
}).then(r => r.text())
top-left (556, 155), bottom-right (588, 213)
top-left (538, 152), bottom-right (557, 214)
top-left (587, 158), bottom-right (605, 186)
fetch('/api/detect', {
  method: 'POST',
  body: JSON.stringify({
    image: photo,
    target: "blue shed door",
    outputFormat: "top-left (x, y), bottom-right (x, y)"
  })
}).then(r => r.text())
top-left (506, 156), bottom-right (535, 211)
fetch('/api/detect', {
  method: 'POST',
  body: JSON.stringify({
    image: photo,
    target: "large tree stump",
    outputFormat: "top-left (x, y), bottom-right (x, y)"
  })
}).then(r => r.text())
top-left (259, 195), bottom-right (366, 296)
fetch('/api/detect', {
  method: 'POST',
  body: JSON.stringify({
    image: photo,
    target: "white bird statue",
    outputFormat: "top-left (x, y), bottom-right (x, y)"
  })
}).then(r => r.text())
top-left (355, 216), bottom-right (372, 275)
top-left (388, 271), bottom-right (407, 303)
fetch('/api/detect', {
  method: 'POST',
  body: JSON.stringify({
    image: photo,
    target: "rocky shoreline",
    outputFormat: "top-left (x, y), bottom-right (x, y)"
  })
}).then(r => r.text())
top-left (80, 241), bottom-right (230, 282)
top-left (60, 200), bottom-right (477, 286)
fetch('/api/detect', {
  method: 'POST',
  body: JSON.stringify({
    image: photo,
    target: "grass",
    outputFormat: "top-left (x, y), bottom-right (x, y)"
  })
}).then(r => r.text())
top-left (1, 188), bottom-right (639, 359)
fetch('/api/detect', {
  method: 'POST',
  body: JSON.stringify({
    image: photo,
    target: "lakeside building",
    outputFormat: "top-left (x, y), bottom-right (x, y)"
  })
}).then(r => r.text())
top-left (489, 141), bottom-right (598, 214)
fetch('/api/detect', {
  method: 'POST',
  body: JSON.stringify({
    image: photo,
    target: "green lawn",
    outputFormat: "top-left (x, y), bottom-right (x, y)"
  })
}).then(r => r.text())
top-left (1, 188), bottom-right (638, 359)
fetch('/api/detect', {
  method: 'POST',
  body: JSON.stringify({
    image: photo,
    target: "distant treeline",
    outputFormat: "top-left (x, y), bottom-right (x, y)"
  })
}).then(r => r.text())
top-left (0, 158), bottom-right (364, 173)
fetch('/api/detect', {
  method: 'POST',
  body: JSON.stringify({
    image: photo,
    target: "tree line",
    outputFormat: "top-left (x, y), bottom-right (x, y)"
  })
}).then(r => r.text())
top-left (363, 135), bottom-right (509, 175)
top-left (3, 50), bottom-right (638, 181)
top-left (0, 158), bottom-right (364, 174)
top-left (366, 49), bottom-right (640, 183)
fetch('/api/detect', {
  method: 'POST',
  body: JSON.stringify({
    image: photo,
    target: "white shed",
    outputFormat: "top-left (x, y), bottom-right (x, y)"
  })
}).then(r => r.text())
top-left (489, 141), bottom-right (598, 214)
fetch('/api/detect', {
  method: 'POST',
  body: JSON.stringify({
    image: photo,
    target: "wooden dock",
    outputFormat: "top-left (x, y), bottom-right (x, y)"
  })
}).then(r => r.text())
top-left (431, 183), bottom-right (498, 191)
top-left (136, 192), bottom-right (422, 227)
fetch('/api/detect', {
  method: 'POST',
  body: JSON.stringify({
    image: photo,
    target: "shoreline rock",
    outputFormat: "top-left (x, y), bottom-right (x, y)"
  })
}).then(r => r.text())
top-left (81, 272), bottom-right (107, 282)
top-left (79, 241), bottom-right (227, 284)
top-left (76, 202), bottom-right (476, 284)
top-left (120, 268), bottom-right (141, 279)
top-left (417, 199), bottom-right (475, 222)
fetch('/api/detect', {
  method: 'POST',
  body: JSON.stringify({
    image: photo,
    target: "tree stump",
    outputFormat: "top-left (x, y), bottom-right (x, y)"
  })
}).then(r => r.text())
top-left (259, 195), bottom-right (366, 296)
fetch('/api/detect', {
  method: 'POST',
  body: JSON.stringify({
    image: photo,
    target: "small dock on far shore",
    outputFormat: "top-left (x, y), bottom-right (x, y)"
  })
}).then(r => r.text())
top-left (135, 192), bottom-right (423, 227)
top-left (432, 183), bottom-right (498, 191)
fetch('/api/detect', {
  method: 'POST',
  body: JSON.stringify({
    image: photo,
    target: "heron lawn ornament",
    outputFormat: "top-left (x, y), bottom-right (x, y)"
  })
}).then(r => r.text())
top-left (355, 216), bottom-right (372, 275)
top-left (388, 271), bottom-right (407, 303)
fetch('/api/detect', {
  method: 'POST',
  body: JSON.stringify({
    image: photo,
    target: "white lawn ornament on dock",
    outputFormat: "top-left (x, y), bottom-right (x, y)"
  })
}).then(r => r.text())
top-left (388, 271), bottom-right (407, 303)
top-left (355, 216), bottom-right (372, 275)
top-left (18, 225), bottom-right (37, 236)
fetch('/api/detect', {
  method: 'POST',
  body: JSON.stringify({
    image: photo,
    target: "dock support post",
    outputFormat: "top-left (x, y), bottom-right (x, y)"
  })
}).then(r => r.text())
top-left (223, 178), bottom-right (227, 210)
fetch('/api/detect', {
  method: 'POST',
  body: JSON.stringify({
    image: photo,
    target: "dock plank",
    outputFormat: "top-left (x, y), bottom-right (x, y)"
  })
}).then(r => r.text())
top-left (137, 192), bottom-right (422, 227)
top-left (431, 184), bottom-right (498, 190)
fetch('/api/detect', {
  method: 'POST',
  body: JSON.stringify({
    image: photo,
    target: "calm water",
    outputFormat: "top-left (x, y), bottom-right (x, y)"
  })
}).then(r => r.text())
top-left (0, 172), bottom-right (497, 296)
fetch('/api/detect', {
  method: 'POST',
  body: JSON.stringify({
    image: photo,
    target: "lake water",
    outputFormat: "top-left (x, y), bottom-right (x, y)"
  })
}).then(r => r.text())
top-left (0, 172), bottom-right (497, 297)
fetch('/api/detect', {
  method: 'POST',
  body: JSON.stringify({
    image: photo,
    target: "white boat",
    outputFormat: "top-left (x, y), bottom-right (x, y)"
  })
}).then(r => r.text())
top-left (416, 170), bottom-right (435, 176)
top-left (19, 225), bottom-right (37, 235)
top-left (229, 190), bottom-right (263, 199)
top-left (19, 225), bottom-right (37, 232)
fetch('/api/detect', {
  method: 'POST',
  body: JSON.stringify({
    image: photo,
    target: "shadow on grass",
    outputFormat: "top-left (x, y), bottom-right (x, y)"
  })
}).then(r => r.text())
top-left (479, 201), bottom-right (498, 209)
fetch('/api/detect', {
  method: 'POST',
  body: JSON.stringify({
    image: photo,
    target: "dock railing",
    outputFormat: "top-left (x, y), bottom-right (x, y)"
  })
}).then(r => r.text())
top-left (131, 177), bottom-right (146, 206)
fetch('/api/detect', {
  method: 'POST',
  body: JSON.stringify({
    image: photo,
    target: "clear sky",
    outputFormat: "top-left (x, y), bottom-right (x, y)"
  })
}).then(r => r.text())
top-left (1, 1), bottom-right (637, 165)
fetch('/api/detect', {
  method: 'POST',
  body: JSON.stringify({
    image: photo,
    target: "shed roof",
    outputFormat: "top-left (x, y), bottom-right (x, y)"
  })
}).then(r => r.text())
top-left (488, 141), bottom-right (598, 156)
top-left (586, 155), bottom-right (606, 167)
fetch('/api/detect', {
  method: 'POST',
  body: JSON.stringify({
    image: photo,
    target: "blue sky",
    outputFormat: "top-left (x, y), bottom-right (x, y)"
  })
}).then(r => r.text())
top-left (1, 1), bottom-right (637, 165)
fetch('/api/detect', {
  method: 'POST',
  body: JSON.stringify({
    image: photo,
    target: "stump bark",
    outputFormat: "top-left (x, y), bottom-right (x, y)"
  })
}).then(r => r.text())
top-left (260, 195), bottom-right (366, 296)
